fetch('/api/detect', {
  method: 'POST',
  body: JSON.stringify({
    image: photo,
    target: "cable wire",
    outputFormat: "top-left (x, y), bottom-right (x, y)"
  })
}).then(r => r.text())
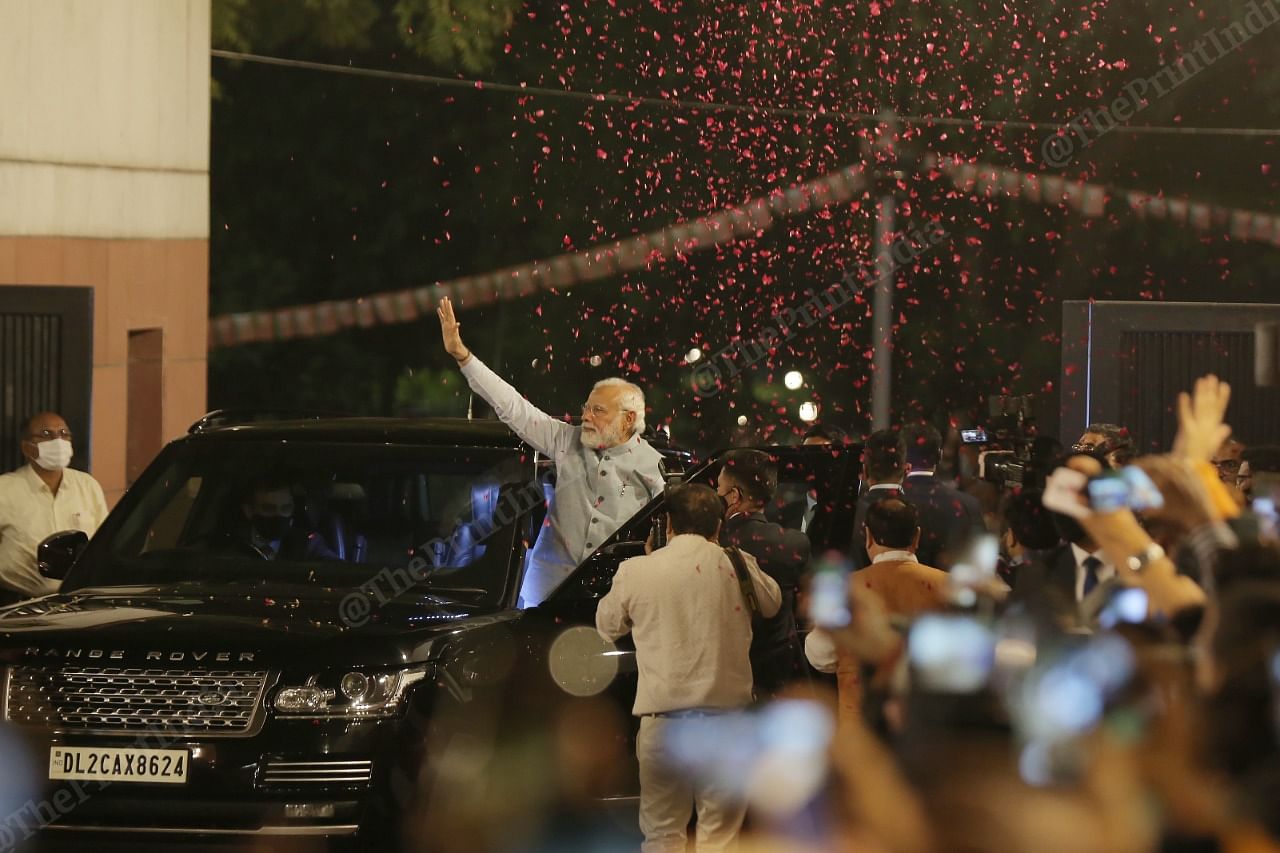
top-left (212, 48), bottom-right (1280, 140)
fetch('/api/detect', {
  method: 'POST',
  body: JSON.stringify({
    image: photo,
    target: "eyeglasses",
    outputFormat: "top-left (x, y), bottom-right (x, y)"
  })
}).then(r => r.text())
top-left (582, 404), bottom-right (615, 418)
top-left (26, 428), bottom-right (72, 442)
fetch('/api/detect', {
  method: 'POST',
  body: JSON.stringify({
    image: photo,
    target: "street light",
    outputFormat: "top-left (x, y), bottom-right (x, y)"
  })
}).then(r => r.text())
top-left (798, 402), bottom-right (819, 423)
top-left (686, 347), bottom-right (703, 364)
top-left (783, 370), bottom-right (804, 390)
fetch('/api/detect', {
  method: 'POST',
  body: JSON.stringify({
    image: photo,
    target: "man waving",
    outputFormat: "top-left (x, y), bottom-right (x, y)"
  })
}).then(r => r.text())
top-left (438, 296), bottom-right (664, 605)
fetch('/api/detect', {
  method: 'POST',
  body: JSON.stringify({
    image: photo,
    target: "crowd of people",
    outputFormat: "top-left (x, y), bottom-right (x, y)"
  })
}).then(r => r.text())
top-left (433, 301), bottom-right (1280, 852)
top-left (620, 374), bottom-right (1280, 853)
top-left (0, 306), bottom-right (1273, 852)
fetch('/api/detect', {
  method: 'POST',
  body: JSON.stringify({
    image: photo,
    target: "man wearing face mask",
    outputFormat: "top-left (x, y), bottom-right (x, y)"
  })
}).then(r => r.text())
top-left (716, 450), bottom-right (812, 697)
top-left (223, 482), bottom-right (341, 561)
top-left (0, 412), bottom-right (108, 600)
top-left (438, 297), bottom-right (664, 606)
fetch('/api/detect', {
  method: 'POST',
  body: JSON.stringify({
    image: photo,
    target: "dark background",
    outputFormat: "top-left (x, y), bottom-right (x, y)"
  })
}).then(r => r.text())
top-left (208, 0), bottom-right (1280, 453)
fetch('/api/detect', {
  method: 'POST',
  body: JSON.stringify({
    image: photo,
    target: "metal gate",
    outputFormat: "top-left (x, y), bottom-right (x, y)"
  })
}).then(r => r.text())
top-left (1061, 301), bottom-right (1280, 454)
top-left (0, 286), bottom-right (94, 473)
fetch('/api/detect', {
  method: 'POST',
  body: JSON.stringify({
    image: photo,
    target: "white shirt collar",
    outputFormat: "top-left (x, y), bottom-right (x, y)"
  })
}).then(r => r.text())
top-left (905, 470), bottom-right (935, 478)
top-left (1069, 542), bottom-right (1115, 601)
top-left (867, 483), bottom-right (902, 492)
top-left (871, 550), bottom-right (918, 564)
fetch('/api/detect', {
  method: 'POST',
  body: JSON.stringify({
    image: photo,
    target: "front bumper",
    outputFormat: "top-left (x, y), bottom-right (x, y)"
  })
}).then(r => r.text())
top-left (8, 714), bottom-right (420, 838)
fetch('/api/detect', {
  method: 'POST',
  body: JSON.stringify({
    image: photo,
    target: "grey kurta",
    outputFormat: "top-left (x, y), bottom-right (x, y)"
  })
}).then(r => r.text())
top-left (459, 357), bottom-right (664, 605)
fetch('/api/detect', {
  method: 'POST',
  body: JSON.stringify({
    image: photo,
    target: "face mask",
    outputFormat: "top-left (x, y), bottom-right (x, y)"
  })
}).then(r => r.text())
top-left (33, 438), bottom-right (73, 471)
top-left (252, 516), bottom-right (291, 542)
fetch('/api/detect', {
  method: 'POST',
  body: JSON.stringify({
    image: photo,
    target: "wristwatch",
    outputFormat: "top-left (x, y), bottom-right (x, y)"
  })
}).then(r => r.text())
top-left (1125, 542), bottom-right (1166, 573)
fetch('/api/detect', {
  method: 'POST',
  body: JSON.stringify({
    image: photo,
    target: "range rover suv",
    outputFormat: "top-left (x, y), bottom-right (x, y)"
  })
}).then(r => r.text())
top-left (0, 415), bottom-right (859, 848)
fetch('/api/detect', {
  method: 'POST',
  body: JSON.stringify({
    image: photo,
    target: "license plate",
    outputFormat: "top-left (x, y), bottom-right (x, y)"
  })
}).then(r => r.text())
top-left (49, 746), bottom-right (189, 784)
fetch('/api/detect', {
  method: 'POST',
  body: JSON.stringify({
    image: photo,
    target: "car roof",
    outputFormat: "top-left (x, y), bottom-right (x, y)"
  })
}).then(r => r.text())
top-left (187, 416), bottom-right (526, 449)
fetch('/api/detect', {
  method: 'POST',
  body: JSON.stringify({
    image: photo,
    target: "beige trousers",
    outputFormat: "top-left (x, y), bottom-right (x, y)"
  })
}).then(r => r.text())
top-left (636, 715), bottom-right (747, 853)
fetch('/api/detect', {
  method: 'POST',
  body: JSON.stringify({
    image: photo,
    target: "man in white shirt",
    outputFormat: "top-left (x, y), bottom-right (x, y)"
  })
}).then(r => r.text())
top-left (0, 412), bottom-right (108, 599)
top-left (597, 484), bottom-right (781, 853)
top-left (438, 297), bottom-right (664, 606)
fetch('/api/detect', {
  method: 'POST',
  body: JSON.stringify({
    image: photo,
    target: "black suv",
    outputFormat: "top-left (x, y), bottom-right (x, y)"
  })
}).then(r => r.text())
top-left (0, 416), bottom-right (858, 848)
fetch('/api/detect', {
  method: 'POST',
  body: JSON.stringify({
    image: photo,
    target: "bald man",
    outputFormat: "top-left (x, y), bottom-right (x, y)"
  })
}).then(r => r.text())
top-left (0, 412), bottom-right (108, 599)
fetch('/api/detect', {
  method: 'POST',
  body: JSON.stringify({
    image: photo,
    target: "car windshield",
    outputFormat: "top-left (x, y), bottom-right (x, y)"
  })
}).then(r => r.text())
top-left (68, 439), bottom-right (535, 607)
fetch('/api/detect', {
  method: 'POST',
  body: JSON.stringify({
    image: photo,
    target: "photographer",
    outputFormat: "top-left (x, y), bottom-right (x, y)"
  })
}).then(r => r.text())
top-left (596, 484), bottom-right (780, 853)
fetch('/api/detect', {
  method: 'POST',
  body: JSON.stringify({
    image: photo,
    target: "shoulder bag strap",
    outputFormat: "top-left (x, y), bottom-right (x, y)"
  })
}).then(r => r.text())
top-left (724, 546), bottom-right (761, 618)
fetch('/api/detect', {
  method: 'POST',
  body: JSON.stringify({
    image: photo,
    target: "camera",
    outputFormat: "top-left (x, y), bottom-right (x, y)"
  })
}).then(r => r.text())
top-left (979, 451), bottom-right (1028, 487)
top-left (969, 395), bottom-right (1058, 490)
top-left (650, 512), bottom-right (668, 549)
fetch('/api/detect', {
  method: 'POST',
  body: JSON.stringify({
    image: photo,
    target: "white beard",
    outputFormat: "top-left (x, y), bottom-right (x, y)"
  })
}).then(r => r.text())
top-left (580, 419), bottom-right (626, 450)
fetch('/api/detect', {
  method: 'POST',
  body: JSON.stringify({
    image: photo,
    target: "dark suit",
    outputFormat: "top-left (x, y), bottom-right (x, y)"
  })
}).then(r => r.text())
top-left (850, 484), bottom-right (903, 569)
top-left (722, 511), bottom-right (812, 695)
top-left (900, 473), bottom-right (984, 570)
top-left (1010, 543), bottom-right (1078, 619)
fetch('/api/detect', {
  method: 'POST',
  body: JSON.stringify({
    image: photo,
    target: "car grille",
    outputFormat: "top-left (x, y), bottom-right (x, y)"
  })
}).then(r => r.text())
top-left (4, 666), bottom-right (270, 735)
top-left (260, 759), bottom-right (374, 787)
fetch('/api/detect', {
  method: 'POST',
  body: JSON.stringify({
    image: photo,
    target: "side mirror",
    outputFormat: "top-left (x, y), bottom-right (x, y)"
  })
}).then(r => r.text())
top-left (37, 530), bottom-right (89, 580)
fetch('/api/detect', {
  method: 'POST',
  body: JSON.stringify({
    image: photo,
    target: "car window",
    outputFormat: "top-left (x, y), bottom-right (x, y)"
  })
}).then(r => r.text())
top-left (74, 441), bottom-right (535, 607)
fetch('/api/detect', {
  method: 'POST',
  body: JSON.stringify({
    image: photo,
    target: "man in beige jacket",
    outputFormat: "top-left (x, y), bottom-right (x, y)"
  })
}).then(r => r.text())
top-left (597, 484), bottom-right (781, 853)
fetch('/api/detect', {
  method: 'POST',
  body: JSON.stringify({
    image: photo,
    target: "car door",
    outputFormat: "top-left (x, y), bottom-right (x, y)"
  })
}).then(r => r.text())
top-left (525, 444), bottom-right (862, 799)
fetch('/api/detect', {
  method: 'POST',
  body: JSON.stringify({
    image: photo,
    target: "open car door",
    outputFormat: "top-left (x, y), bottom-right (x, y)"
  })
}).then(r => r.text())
top-left (528, 443), bottom-right (863, 803)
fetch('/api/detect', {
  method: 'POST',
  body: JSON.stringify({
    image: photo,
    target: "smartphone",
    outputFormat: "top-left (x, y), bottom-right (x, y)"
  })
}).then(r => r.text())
top-left (1097, 587), bottom-right (1149, 629)
top-left (809, 554), bottom-right (852, 628)
top-left (949, 533), bottom-right (1001, 605)
top-left (1013, 632), bottom-right (1136, 744)
top-left (1254, 496), bottom-right (1278, 539)
top-left (961, 428), bottom-right (989, 444)
top-left (1086, 466), bottom-right (1165, 512)
top-left (663, 699), bottom-right (834, 817)
top-left (908, 613), bottom-right (995, 693)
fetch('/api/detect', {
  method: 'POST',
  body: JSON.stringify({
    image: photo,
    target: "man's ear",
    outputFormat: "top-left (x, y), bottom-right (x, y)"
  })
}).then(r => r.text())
top-left (711, 518), bottom-right (722, 542)
top-left (864, 526), bottom-right (875, 551)
top-left (912, 527), bottom-right (922, 550)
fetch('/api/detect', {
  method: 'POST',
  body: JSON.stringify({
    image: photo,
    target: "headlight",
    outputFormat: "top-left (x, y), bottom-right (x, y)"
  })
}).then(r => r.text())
top-left (273, 668), bottom-right (428, 719)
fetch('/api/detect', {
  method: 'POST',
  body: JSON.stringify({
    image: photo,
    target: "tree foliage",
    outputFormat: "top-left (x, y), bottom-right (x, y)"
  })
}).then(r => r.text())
top-left (212, 0), bottom-right (520, 71)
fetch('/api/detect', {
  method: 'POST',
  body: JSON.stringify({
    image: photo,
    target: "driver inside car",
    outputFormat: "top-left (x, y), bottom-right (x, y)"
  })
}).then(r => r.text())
top-left (221, 481), bottom-right (343, 562)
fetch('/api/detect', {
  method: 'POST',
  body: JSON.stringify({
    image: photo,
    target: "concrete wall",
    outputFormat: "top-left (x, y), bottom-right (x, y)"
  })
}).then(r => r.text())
top-left (0, 0), bottom-right (210, 505)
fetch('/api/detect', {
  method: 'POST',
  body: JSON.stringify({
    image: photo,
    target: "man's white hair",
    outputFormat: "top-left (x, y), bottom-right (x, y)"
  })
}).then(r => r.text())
top-left (593, 377), bottom-right (646, 436)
